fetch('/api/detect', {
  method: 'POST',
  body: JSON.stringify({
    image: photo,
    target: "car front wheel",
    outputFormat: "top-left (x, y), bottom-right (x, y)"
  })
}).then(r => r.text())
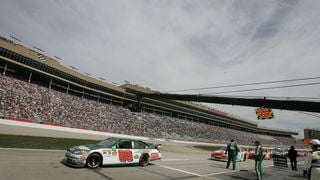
top-left (86, 153), bottom-right (102, 169)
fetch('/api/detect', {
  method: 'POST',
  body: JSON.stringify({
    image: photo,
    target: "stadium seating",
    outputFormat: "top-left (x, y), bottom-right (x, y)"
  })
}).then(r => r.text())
top-left (0, 74), bottom-right (305, 147)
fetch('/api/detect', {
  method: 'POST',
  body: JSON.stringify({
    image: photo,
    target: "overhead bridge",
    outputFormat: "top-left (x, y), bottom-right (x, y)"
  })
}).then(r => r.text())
top-left (137, 93), bottom-right (320, 113)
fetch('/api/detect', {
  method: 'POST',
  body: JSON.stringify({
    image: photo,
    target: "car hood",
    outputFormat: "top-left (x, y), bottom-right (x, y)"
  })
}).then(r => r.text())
top-left (68, 144), bottom-right (102, 153)
top-left (212, 150), bottom-right (225, 154)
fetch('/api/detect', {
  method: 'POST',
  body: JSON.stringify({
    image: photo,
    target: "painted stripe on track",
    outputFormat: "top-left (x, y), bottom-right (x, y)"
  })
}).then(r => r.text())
top-left (156, 164), bottom-right (242, 177)
top-left (201, 170), bottom-right (237, 177)
top-left (153, 163), bottom-right (202, 177)
top-left (202, 164), bottom-right (275, 177)
top-left (154, 162), bottom-right (278, 178)
top-left (161, 158), bottom-right (189, 161)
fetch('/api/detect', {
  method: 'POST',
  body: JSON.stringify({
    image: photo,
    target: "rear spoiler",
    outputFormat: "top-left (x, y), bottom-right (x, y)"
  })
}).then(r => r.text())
top-left (156, 144), bottom-right (161, 151)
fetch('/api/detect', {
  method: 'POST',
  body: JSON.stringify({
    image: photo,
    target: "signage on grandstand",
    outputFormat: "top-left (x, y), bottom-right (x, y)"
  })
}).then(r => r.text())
top-left (255, 107), bottom-right (274, 120)
top-left (37, 53), bottom-right (46, 61)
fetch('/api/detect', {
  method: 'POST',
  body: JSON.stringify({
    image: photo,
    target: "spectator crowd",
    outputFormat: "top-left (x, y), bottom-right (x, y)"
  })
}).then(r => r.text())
top-left (0, 74), bottom-right (304, 147)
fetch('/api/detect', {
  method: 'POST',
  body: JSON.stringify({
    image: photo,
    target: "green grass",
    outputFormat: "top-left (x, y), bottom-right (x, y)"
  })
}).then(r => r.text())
top-left (193, 145), bottom-right (224, 151)
top-left (0, 134), bottom-right (99, 150)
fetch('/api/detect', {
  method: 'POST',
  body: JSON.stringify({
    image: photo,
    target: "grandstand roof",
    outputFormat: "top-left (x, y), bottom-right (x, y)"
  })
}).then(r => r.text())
top-left (0, 37), bottom-right (125, 93)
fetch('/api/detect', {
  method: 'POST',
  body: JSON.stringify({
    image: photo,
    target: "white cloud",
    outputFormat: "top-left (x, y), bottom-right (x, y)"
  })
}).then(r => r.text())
top-left (0, 0), bottom-right (319, 138)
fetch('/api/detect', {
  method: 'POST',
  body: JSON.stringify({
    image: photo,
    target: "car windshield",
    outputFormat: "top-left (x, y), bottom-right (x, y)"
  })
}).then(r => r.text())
top-left (273, 148), bottom-right (282, 152)
top-left (97, 138), bottom-right (118, 148)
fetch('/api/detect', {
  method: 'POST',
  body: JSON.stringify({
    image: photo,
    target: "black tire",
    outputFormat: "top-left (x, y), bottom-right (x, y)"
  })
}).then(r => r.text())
top-left (243, 154), bottom-right (246, 161)
top-left (86, 153), bottom-right (102, 169)
top-left (139, 154), bottom-right (150, 167)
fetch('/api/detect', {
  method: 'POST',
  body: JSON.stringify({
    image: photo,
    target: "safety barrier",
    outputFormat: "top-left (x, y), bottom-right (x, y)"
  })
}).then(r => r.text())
top-left (97, 130), bottom-right (108, 132)
top-left (3, 117), bottom-right (33, 123)
top-left (40, 122), bottom-right (59, 126)
top-left (0, 118), bottom-right (237, 146)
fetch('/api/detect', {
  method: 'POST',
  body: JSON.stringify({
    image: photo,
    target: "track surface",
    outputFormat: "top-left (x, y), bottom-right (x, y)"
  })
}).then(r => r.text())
top-left (0, 122), bottom-right (307, 180)
top-left (0, 148), bottom-right (306, 180)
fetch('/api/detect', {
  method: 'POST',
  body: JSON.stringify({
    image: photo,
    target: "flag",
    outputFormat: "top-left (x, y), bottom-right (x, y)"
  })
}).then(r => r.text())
top-left (255, 107), bottom-right (274, 120)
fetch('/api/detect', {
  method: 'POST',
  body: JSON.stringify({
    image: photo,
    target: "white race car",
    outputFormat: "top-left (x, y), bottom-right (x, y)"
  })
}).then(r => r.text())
top-left (62, 138), bottom-right (161, 168)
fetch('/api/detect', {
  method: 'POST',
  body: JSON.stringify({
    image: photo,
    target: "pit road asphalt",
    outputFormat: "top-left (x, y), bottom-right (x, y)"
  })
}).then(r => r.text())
top-left (0, 147), bottom-right (306, 180)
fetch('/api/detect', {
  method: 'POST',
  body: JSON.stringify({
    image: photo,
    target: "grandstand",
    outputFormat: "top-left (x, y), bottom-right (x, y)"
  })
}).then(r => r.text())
top-left (304, 128), bottom-right (320, 140)
top-left (0, 35), bottom-right (301, 147)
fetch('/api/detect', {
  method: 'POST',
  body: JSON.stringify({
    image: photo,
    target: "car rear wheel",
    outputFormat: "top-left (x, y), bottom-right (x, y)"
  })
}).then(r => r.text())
top-left (86, 153), bottom-right (102, 169)
top-left (139, 154), bottom-right (150, 166)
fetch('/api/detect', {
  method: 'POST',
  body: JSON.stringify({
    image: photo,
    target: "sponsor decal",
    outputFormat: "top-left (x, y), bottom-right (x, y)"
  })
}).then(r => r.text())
top-left (112, 150), bottom-right (117, 156)
top-left (102, 150), bottom-right (112, 157)
top-left (143, 150), bottom-right (150, 154)
top-left (78, 156), bottom-right (86, 161)
top-left (151, 153), bottom-right (159, 160)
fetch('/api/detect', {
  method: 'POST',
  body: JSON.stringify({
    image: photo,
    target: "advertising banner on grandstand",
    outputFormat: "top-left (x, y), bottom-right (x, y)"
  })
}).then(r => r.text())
top-left (255, 107), bottom-right (274, 120)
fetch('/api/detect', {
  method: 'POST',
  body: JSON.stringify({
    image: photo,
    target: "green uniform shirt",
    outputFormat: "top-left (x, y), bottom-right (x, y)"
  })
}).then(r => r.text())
top-left (227, 142), bottom-right (238, 157)
top-left (255, 145), bottom-right (263, 161)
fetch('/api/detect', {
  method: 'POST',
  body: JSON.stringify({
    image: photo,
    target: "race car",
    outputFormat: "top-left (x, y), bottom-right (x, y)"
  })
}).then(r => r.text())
top-left (62, 138), bottom-right (161, 168)
top-left (210, 147), bottom-right (247, 161)
top-left (271, 147), bottom-right (288, 158)
top-left (247, 147), bottom-right (272, 160)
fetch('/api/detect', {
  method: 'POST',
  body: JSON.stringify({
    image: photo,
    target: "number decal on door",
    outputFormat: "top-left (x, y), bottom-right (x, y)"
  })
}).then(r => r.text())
top-left (118, 150), bottom-right (133, 162)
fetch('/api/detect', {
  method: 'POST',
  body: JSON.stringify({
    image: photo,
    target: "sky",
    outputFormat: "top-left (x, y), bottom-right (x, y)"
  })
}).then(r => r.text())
top-left (0, 0), bottom-right (319, 138)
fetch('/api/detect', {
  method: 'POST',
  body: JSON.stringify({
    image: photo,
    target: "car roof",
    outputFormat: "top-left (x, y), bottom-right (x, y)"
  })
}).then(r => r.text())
top-left (104, 137), bottom-right (147, 143)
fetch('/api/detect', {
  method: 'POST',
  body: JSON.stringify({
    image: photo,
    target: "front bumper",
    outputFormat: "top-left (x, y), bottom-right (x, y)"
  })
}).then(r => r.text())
top-left (62, 152), bottom-right (87, 168)
top-left (211, 154), bottom-right (226, 159)
top-left (211, 154), bottom-right (228, 161)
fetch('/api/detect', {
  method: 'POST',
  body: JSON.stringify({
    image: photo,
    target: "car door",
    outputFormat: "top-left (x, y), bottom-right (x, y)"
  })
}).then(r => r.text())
top-left (116, 140), bottom-right (134, 164)
top-left (132, 141), bottom-right (149, 163)
top-left (101, 148), bottom-right (120, 165)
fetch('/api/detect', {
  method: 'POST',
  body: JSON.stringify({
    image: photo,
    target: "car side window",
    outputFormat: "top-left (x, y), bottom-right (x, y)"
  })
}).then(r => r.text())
top-left (134, 141), bottom-right (148, 149)
top-left (117, 140), bottom-right (132, 149)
